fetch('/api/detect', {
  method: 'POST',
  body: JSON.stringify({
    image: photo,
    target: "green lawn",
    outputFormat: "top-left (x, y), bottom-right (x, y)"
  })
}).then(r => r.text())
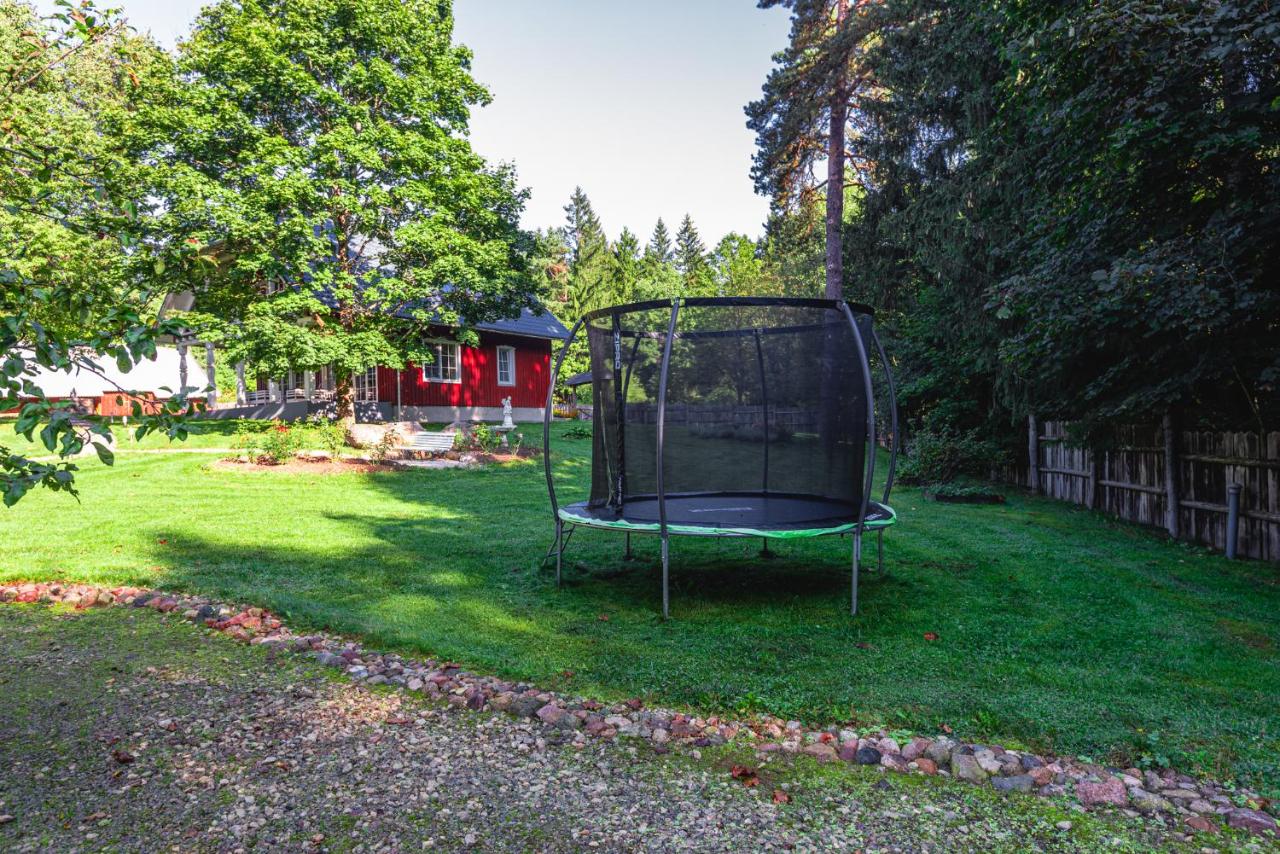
top-left (0, 416), bottom-right (287, 455)
top-left (2, 422), bottom-right (1277, 792)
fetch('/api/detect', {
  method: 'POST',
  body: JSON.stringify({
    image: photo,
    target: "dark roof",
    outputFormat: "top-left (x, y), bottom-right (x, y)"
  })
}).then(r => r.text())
top-left (474, 306), bottom-right (569, 340)
top-left (565, 371), bottom-right (592, 386)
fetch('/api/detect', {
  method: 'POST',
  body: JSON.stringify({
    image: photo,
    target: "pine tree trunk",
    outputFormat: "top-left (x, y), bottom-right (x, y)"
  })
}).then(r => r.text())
top-left (824, 0), bottom-right (850, 301)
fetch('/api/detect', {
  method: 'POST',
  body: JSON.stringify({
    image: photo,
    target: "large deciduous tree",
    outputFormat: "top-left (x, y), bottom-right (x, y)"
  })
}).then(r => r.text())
top-left (134, 0), bottom-right (539, 427)
top-left (1, 0), bottom-right (197, 506)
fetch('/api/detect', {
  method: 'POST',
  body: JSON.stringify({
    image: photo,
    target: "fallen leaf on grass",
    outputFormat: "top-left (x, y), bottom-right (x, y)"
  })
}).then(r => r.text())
top-left (772, 789), bottom-right (791, 804)
top-left (385, 715), bottom-right (412, 726)
top-left (110, 749), bottom-right (134, 765)
top-left (597, 613), bottom-right (609, 621)
top-left (730, 764), bottom-right (760, 787)
top-left (940, 723), bottom-right (953, 734)
top-left (923, 632), bottom-right (939, 641)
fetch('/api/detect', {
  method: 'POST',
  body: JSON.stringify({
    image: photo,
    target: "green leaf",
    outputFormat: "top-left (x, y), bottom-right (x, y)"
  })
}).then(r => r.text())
top-left (92, 441), bottom-right (114, 466)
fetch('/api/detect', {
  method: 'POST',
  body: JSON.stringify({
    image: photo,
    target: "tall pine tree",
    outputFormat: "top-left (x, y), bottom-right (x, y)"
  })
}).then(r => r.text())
top-left (747, 0), bottom-right (873, 299)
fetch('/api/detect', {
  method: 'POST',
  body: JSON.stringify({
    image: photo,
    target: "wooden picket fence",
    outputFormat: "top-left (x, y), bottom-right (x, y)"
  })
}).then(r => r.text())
top-left (1008, 418), bottom-right (1280, 561)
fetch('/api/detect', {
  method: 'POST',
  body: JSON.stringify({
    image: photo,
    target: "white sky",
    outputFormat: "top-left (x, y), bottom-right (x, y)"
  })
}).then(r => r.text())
top-left (46, 0), bottom-right (790, 242)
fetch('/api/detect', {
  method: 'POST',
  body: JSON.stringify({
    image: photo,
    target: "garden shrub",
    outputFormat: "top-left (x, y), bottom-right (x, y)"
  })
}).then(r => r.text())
top-left (898, 423), bottom-right (1008, 486)
top-left (368, 427), bottom-right (401, 463)
top-left (231, 418), bottom-right (263, 462)
top-left (304, 413), bottom-right (345, 460)
top-left (256, 423), bottom-right (304, 464)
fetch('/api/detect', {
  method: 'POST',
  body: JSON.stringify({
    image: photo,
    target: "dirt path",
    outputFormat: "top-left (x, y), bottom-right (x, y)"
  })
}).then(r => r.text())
top-left (0, 606), bottom-right (1211, 852)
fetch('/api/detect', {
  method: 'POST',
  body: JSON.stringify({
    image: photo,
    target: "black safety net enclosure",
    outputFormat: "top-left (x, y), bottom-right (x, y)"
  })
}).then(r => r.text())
top-left (544, 297), bottom-right (898, 618)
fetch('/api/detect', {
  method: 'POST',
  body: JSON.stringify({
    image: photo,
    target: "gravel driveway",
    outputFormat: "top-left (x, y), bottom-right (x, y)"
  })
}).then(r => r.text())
top-left (0, 606), bottom-right (1206, 852)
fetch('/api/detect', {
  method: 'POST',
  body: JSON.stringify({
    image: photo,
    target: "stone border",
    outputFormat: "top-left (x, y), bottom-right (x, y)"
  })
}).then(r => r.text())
top-left (2, 581), bottom-right (1275, 841)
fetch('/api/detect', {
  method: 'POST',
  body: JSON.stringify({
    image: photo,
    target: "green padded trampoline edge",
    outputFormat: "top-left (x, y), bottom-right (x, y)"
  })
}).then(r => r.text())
top-left (557, 504), bottom-right (897, 539)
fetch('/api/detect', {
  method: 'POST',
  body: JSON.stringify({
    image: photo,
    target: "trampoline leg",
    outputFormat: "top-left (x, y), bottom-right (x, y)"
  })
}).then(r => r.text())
top-left (877, 529), bottom-right (884, 574)
top-left (851, 533), bottom-right (861, 616)
top-left (555, 521), bottom-right (563, 589)
top-left (661, 535), bottom-right (670, 620)
top-left (624, 532), bottom-right (633, 561)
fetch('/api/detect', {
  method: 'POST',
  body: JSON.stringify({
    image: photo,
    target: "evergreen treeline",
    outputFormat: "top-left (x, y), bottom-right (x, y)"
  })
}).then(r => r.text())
top-left (537, 186), bottom-right (809, 321)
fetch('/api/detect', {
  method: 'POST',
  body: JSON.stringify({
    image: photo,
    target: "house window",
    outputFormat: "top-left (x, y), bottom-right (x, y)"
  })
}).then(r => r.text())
top-left (423, 342), bottom-right (461, 383)
top-left (496, 346), bottom-right (516, 387)
top-left (353, 367), bottom-right (378, 401)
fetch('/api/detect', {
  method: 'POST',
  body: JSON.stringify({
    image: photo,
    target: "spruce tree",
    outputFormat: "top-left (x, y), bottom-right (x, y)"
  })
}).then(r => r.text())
top-left (645, 218), bottom-right (674, 264)
top-left (611, 228), bottom-right (642, 305)
top-left (561, 187), bottom-right (611, 314)
top-left (674, 214), bottom-right (712, 294)
top-left (674, 215), bottom-right (706, 274)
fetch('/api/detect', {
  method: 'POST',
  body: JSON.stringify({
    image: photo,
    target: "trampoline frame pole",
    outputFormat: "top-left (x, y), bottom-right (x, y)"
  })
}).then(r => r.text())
top-left (624, 531), bottom-right (632, 560)
top-left (655, 299), bottom-right (681, 619)
top-left (555, 519), bottom-right (563, 588)
top-left (544, 318), bottom-right (585, 580)
top-left (544, 318), bottom-right (585, 524)
top-left (839, 302), bottom-right (877, 616)
top-left (851, 533), bottom-right (861, 614)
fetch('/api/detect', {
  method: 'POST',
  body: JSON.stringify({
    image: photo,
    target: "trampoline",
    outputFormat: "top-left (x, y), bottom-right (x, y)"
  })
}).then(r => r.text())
top-left (543, 296), bottom-right (899, 618)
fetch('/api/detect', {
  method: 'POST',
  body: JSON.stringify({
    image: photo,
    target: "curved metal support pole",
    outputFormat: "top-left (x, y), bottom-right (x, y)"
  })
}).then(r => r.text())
top-left (655, 299), bottom-right (681, 619)
top-left (869, 326), bottom-right (900, 505)
top-left (838, 302), bottom-right (877, 616)
top-left (877, 529), bottom-right (884, 574)
top-left (544, 318), bottom-right (585, 525)
top-left (624, 531), bottom-right (633, 560)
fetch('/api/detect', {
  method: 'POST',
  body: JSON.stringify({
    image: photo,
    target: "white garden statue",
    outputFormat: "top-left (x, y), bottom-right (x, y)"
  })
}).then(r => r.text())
top-left (500, 396), bottom-right (515, 429)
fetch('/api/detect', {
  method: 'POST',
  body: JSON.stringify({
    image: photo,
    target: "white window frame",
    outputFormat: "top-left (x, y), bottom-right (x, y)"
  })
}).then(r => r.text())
top-left (353, 366), bottom-right (379, 401)
top-left (496, 345), bottom-right (516, 387)
top-left (422, 341), bottom-right (462, 384)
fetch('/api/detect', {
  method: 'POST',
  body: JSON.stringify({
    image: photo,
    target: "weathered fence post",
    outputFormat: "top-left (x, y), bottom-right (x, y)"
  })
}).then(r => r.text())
top-left (1162, 412), bottom-right (1180, 539)
top-left (1028, 415), bottom-right (1040, 494)
top-left (1226, 483), bottom-right (1242, 559)
top-left (1087, 449), bottom-right (1102, 510)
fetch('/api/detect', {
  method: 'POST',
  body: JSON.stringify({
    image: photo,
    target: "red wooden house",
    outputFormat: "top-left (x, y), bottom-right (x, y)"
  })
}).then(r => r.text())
top-left (233, 307), bottom-right (569, 423)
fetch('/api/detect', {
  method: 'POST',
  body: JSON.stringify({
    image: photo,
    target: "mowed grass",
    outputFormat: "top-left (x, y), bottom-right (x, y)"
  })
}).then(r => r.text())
top-left (0, 416), bottom-right (285, 454)
top-left (1, 422), bottom-right (1277, 791)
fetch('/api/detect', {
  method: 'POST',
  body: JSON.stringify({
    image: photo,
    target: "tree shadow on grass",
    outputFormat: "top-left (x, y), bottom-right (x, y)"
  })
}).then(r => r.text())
top-left (65, 450), bottom-right (1280, 790)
